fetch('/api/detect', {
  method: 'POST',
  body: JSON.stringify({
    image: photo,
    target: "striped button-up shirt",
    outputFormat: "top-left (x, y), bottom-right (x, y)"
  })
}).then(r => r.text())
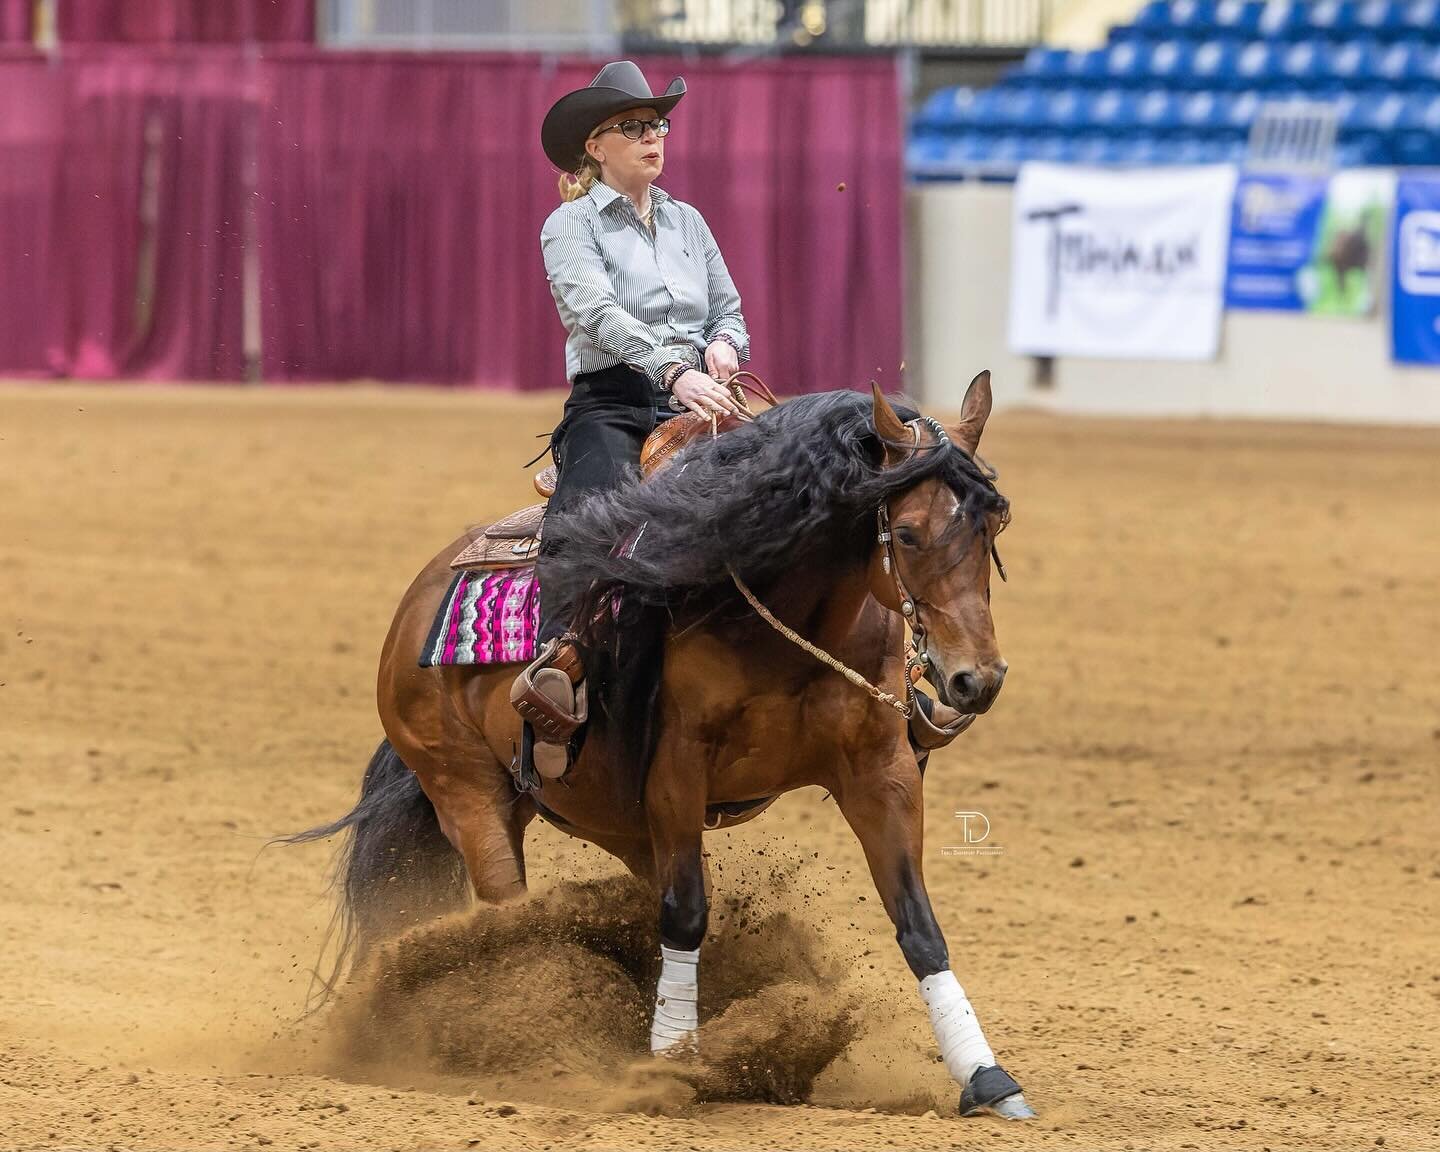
top-left (541, 181), bottom-right (750, 386)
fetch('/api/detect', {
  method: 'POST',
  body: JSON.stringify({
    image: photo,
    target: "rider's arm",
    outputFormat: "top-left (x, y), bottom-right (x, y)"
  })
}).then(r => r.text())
top-left (694, 210), bottom-right (749, 362)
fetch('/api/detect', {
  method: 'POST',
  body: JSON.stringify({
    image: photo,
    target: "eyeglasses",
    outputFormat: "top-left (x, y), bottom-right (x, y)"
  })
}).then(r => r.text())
top-left (592, 117), bottom-right (670, 142)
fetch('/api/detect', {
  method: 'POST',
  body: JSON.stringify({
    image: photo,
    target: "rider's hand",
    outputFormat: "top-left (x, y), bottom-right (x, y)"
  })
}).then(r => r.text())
top-left (704, 339), bottom-right (740, 382)
top-left (671, 368), bottom-right (742, 418)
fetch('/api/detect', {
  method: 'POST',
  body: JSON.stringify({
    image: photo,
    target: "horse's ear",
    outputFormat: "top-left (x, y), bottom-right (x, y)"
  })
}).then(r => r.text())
top-left (870, 381), bottom-right (909, 464)
top-left (950, 370), bottom-right (993, 456)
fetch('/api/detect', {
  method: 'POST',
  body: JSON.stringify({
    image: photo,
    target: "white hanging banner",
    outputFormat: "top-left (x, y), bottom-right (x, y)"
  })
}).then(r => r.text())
top-left (1009, 163), bottom-right (1237, 361)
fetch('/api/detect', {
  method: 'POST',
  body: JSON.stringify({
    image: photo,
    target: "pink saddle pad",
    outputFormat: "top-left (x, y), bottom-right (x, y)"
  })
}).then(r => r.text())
top-left (420, 566), bottom-right (540, 668)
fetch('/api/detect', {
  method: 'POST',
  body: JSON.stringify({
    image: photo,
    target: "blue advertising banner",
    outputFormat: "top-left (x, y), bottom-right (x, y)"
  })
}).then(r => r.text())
top-left (1226, 172), bottom-right (1327, 311)
top-left (1393, 173), bottom-right (1440, 365)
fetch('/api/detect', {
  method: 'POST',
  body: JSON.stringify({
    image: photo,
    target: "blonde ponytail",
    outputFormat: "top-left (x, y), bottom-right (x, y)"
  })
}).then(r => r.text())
top-left (558, 155), bottom-right (601, 203)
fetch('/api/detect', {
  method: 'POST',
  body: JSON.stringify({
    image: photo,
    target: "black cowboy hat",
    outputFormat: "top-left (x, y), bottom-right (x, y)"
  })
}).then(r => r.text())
top-left (541, 60), bottom-right (686, 173)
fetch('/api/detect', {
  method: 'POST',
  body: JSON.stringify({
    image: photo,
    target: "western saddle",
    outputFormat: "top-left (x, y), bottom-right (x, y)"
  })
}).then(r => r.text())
top-left (450, 372), bottom-right (777, 573)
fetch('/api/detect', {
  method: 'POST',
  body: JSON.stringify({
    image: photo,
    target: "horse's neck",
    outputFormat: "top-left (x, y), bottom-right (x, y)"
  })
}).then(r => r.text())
top-left (749, 547), bottom-right (892, 663)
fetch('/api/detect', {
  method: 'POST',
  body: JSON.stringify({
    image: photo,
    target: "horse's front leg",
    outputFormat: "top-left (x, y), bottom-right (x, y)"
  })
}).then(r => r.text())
top-left (835, 749), bottom-right (1035, 1120)
top-left (644, 738), bottom-right (710, 1055)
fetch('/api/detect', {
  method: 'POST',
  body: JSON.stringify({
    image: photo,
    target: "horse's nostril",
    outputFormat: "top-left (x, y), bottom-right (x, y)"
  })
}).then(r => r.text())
top-left (950, 670), bottom-right (980, 703)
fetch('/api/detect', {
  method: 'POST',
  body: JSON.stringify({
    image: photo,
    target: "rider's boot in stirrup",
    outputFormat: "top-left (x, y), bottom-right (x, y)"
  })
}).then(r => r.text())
top-left (510, 635), bottom-right (587, 786)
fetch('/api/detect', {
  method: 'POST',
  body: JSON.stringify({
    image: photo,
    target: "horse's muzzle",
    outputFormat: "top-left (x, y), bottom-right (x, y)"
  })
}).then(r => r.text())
top-left (944, 661), bottom-right (1006, 714)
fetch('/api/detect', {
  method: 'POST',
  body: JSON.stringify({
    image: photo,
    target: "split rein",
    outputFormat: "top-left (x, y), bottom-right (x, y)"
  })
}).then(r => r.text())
top-left (728, 413), bottom-right (1006, 721)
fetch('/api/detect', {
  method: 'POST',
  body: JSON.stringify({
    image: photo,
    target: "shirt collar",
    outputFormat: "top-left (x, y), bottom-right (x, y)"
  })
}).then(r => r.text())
top-left (587, 182), bottom-right (670, 214)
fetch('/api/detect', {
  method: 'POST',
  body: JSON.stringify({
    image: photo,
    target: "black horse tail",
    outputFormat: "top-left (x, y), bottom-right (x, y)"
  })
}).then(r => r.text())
top-left (280, 739), bottom-right (468, 1011)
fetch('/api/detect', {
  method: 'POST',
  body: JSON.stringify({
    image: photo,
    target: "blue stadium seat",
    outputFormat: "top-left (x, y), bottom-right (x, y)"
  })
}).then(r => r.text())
top-left (909, 134), bottom-right (1002, 180)
top-left (980, 134), bottom-right (1026, 174)
top-left (1275, 40), bottom-right (1326, 90)
top-left (1371, 41), bottom-right (1431, 86)
top-left (1397, 93), bottom-right (1440, 165)
top-left (1016, 47), bottom-right (1071, 85)
top-left (1233, 41), bottom-right (1276, 89)
top-left (1070, 134), bottom-right (1117, 164)
top-left (1145, 40), bottom-right (1196, 86)
top-left (1188, 40), bottom-right (1240, 88)
top-left (1221, 90), bottom-right (1263, 139)
top-left (1177, 90), bottom-right (1227, 137)
top-left (1338, 91), bottom-right (1405, 162)
top-left (990, 87), bottom-right (1049, 131)
top-left (1322, 39), bottom-right (1376, 91)
top-left (1102, 40), bottom-right (1150, 86)
top-left (1064, 48), bottom-right (1111, 85)
top-left (905, 135), bottom-right (954, 180)
top-left (1399, 0), bottom-right (1440, 38)
top-left (1132, 0), bottom-right (1181, 35)
top-left (1213, 0), bottom-right (1265, 37)
top-left (1084, 88), bottom-right (1140, 133)
top-left (1040, 88), bottom-right (1091, 131)
top-left (912, 87), bottom-right (983, 133)
top-left (1303, 0), bottom-right (1360, 39)
top-left (1354, 0), bottom-right (1404, 38)
top-left (1164, 0), bottom-right (1220, 37)
top-left (1134, 89), bottom-right (1182, 133)
top-left (1137, 134), bottom-right (1188, 164)
top-left (1409, 41), bottom-right (1440, 82)
top-left (905, 0), bottom-right (1440, 177)
top-left (1257, 0), bottom-right (1305, 39)
top-left (1026, 133), bottom-right (1079, 164)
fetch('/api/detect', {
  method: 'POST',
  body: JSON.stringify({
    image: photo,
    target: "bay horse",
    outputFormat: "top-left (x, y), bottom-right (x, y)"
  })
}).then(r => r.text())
top-left (302, 373), bottom-right (1032, 1119)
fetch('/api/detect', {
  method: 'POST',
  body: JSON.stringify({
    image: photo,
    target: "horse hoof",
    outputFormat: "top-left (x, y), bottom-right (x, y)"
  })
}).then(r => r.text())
top-left (980, 1091), bottom-right (1036, 1120)
top-left (959, 1065), bottom-right (1036, 1120)
top-left (650, 1033), bottom-right (699, 1059)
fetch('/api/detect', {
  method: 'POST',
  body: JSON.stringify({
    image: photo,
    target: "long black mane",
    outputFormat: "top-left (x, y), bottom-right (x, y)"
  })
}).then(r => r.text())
top-left (545, 389), bottom-right (1007, 614)
top-left (543, 389), bottom-right (1009, 793)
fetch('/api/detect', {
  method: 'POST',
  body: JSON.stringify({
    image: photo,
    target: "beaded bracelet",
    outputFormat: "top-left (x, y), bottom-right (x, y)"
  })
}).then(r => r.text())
top-left (712, 332), bottom-right (743, 357)
top-left (660, 361), bottom-right (688, 392)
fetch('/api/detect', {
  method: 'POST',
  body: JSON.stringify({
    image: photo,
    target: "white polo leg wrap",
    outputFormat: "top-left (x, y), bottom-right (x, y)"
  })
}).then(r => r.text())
top-left (919, 969), bottom-right (997, 1086)
top-left (650, 944), bottom-right (700, 1054)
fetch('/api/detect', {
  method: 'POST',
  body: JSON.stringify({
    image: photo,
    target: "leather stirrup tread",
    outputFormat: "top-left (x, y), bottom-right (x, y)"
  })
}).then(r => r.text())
top-left (510, 639), bottom-right (587, 748)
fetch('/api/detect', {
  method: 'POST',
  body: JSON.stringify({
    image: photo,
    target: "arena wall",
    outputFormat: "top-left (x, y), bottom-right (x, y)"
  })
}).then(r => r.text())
top-left (909, 180), bottom-right (1440, 426)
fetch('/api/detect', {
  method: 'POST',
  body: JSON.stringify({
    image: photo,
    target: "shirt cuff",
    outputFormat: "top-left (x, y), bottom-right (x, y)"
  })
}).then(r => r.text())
top-left (642, 343), bottom-right (700, 389)
top-left (708, 329), bottom-right (749, 361)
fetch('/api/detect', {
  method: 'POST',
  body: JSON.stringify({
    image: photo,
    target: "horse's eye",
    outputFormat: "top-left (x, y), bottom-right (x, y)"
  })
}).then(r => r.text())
top-left (895, 527), bottom-right (919, 547)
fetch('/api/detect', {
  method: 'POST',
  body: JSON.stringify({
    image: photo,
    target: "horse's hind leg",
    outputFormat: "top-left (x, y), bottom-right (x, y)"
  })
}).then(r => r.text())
top-left (642, 739), bottom-right (710, 1054)
top-left (407, 747), bottom-right (534, 905)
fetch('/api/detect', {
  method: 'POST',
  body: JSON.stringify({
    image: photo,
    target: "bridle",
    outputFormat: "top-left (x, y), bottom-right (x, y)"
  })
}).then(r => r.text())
top-left (876, 417), bottom-right (1007, 695)
top-left (730, 414), bottom-right (1006, 722)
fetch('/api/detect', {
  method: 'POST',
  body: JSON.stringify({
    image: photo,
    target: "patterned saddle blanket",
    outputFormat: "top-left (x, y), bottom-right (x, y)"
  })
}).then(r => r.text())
top-left (420, 566), bottom-right (539, 668)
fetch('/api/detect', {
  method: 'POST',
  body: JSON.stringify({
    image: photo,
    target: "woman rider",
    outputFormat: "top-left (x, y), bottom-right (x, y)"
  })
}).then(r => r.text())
top-left (512, 61), bottom-right (750, 778)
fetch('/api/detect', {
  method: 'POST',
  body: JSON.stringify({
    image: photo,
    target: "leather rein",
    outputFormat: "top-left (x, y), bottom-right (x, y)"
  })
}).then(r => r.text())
top-left (731, 413), bottom-right (1006, 723)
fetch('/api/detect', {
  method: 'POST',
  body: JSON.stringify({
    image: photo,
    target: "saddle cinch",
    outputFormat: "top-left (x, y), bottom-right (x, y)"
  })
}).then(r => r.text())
top-left (450, 372), bottom-right (778, 572)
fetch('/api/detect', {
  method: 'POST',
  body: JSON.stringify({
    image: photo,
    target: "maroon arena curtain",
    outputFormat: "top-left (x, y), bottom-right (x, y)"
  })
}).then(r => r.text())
top-left (258, 51), bottom-right (904, 392)
top-left (0, 56), bottom-right (61, 374)
top-left (0, 0), bottom-right (30, 43)
top-left (0, 48), bottom-right (903, 392)
top-left (0, 50), bottom-right (251, 379)
top-left (59, 0), bottom-right (315, 43)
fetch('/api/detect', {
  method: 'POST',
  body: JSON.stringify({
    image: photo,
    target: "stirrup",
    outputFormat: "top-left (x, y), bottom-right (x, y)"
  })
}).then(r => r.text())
top-left (511, 637), bottom-right (587, 755)
top-left (908, 689), bottom-right (975, 752)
